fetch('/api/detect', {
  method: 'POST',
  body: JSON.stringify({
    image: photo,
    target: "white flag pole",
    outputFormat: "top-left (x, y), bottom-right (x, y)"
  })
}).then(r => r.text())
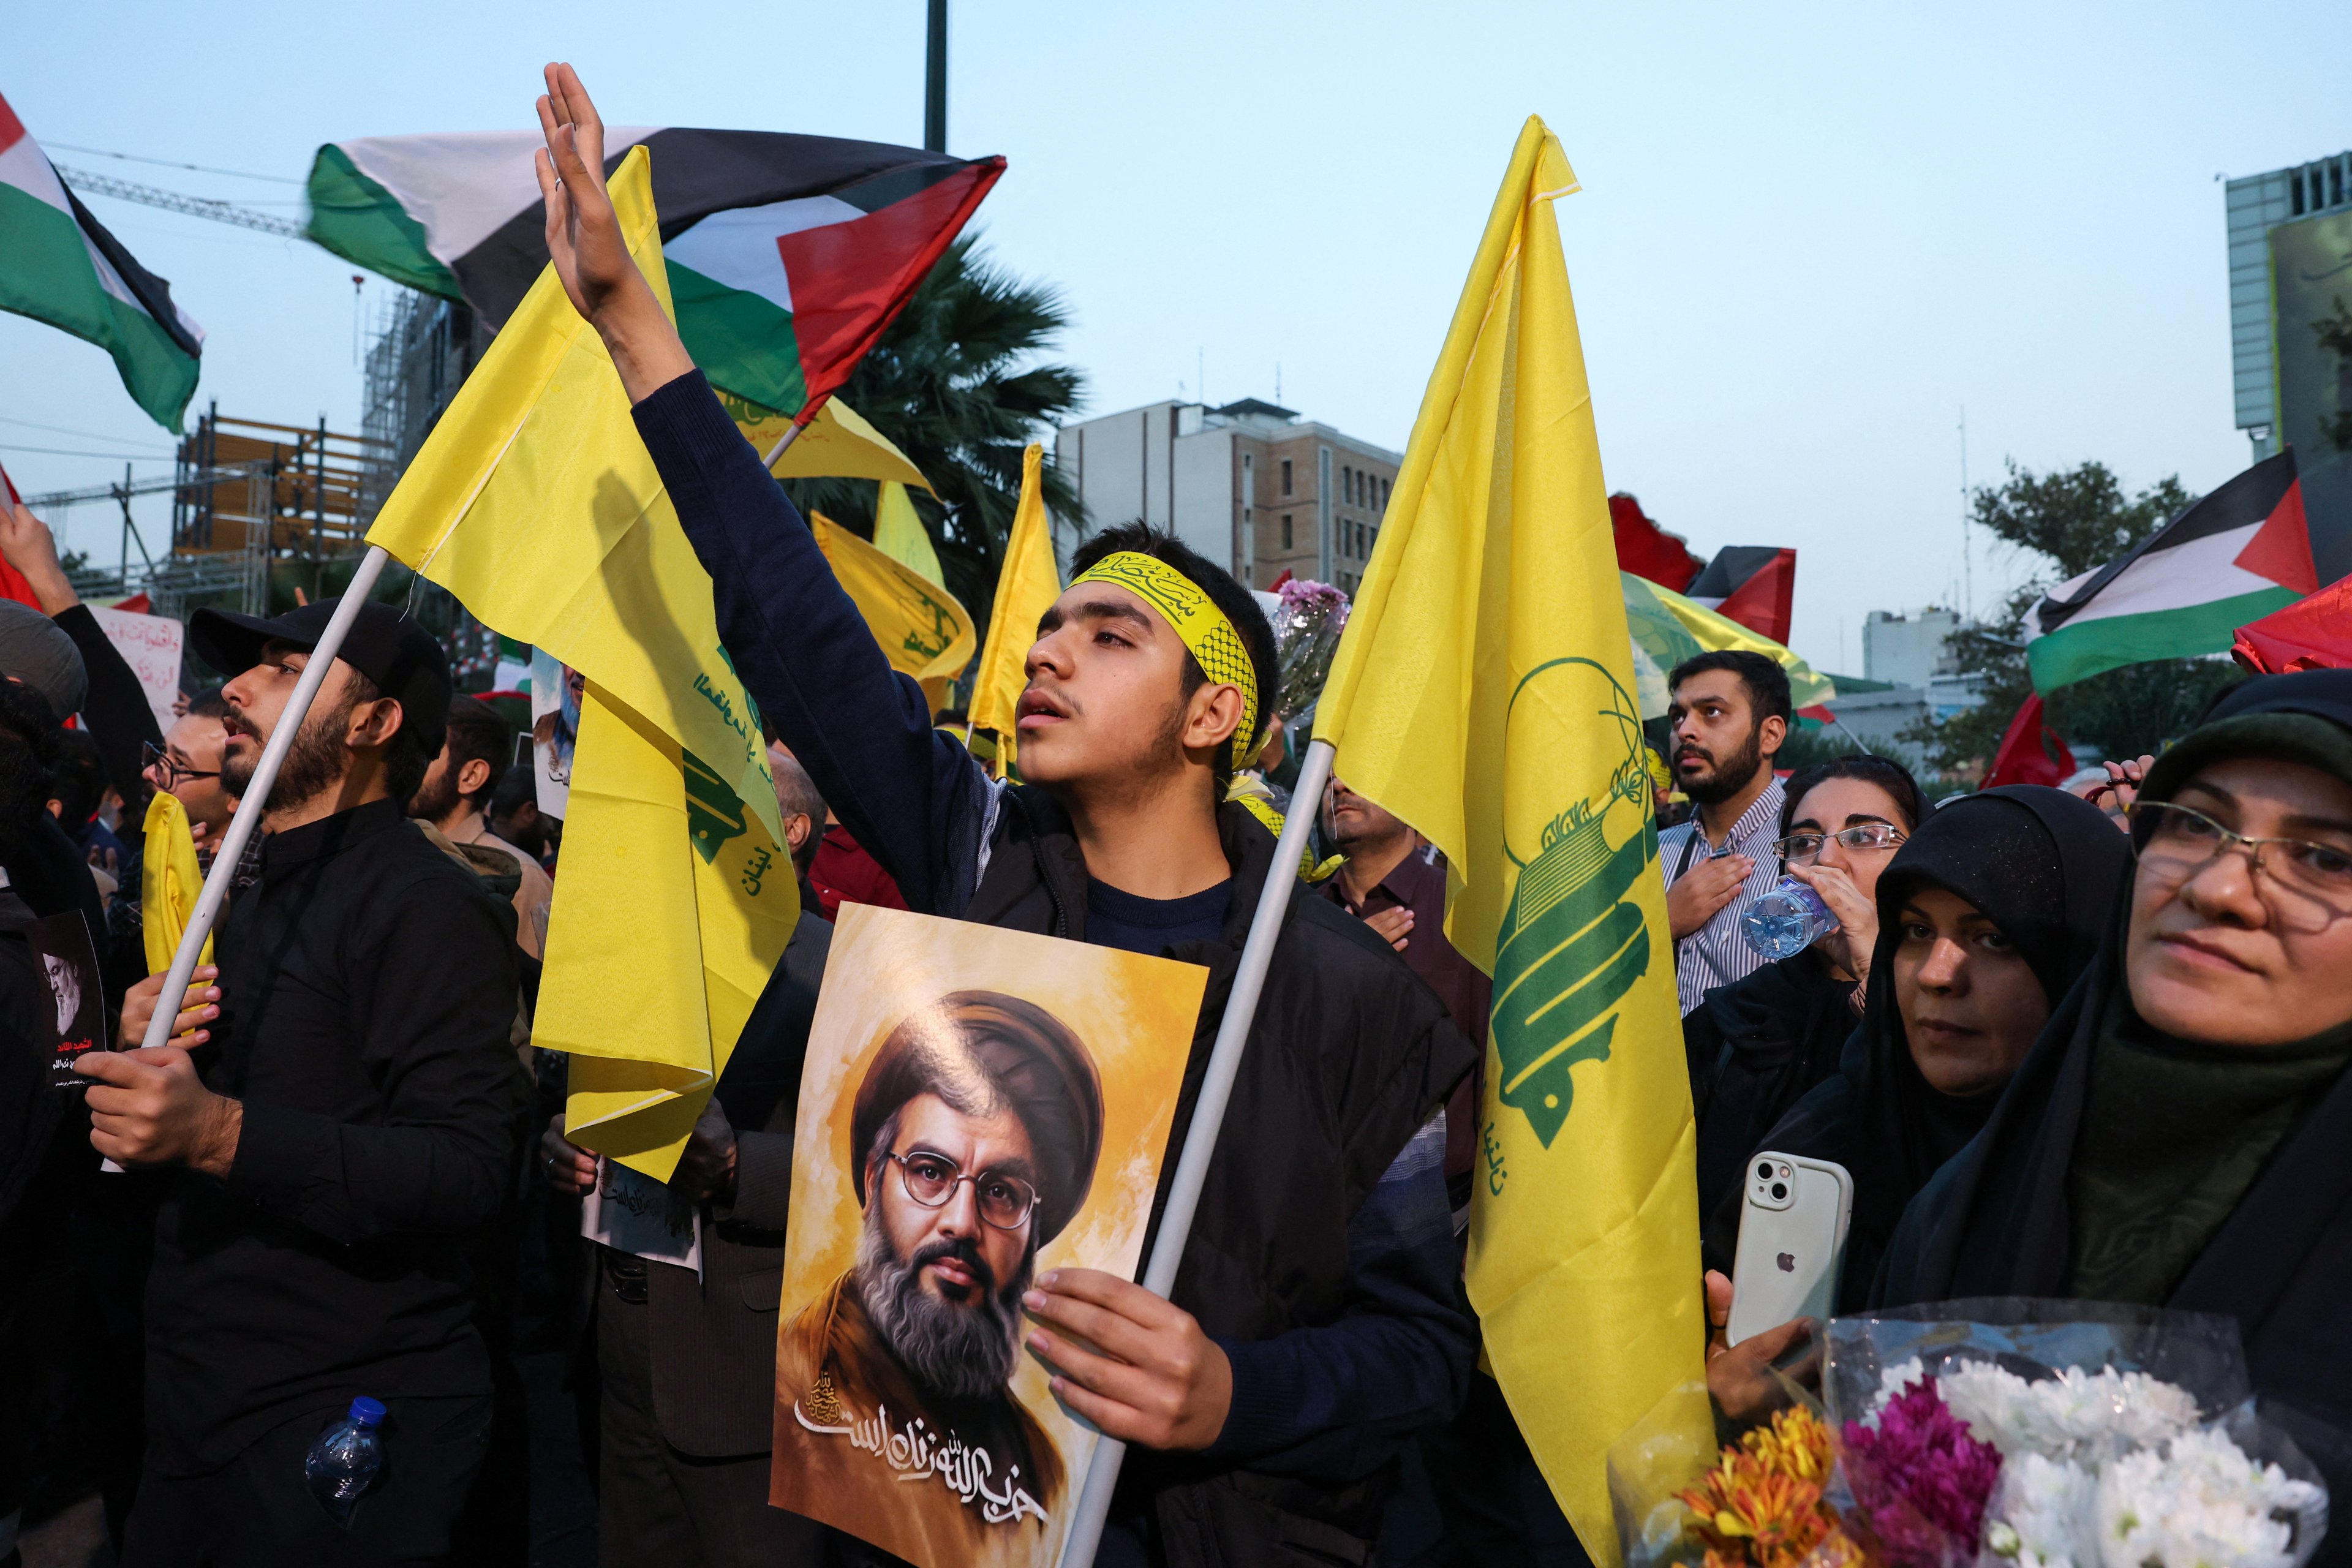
top-left (135, 544), bottom-right (395, 1052)
top-left (1053, 735), bottom-right (1337, 1568)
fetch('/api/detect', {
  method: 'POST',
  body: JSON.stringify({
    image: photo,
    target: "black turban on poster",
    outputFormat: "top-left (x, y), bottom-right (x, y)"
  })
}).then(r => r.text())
top-left (850, 990), bottom-right (1106, 1245)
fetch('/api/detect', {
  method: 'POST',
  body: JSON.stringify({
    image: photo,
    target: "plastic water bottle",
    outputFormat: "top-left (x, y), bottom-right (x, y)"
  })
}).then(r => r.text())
top-left (1741, 877), bottom-right (1839, 960)
top-left (304, 1396), bottom-right (385, 1525)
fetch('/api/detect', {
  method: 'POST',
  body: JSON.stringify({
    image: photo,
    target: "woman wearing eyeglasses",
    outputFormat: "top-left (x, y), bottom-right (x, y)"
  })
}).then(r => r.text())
top-left (1703, 780), bottom-right (2127, 1362)
top-left (1686, 756), bottom-right (1928, 1261)
top-left (1880, 673), bottom-right (2352, 1528)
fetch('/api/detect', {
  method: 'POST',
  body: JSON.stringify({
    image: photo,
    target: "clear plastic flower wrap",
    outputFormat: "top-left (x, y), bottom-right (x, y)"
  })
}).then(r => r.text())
top-left (1607, 1303), bottom-right (2329, 1568)
top-left (1822, 1301), bottom-right (2328, 1568)
top-left (1268, 578), bottom-right (1350, 722)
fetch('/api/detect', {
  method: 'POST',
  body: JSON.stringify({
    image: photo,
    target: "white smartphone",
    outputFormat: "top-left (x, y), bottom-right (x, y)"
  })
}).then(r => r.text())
top-left (1726, 1151), bottom-right (1853, 1347)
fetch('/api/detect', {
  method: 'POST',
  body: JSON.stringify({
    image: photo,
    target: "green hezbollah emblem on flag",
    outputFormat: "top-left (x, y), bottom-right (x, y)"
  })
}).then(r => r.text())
top-left (1491, 659), bottom-right (1657, 1148)
top-left (682, 751), bottom-right (750, 864)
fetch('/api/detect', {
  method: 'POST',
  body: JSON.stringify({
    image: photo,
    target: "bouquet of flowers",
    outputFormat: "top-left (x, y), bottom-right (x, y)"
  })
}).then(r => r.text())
top-left (1826, 1303), bottom-right (2328, 1568)
top-left (1611, 1305), bottom-right (2329, 1568)
top-left (1268, 578), bottom-right (1350, 722)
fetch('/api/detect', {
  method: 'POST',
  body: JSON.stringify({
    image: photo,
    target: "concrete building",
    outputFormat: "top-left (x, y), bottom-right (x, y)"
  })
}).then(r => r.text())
top-left (2225, 149), bottom-right (2352, 463)
top-left (1860, 607), bottom-right (1960, 689)
top-left (1053, 398), bottom-right (1401, 591)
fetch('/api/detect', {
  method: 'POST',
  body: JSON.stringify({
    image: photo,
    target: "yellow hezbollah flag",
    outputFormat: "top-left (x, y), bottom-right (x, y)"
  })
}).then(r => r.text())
top-left (967, 443), bottom-right (1061, 774)
top-left (809, 510), bottom-right (975, 715)
top-left (141, 790), bottom-right (211, 974)
top-left (718, 386), bottom-right (932, 492)
top-left (1311, 117), bottom-right (1703, 1566)
top-left (872, 481), bottom-right (946, 586)
top-left (365, 146), bottom-right (796, 1180)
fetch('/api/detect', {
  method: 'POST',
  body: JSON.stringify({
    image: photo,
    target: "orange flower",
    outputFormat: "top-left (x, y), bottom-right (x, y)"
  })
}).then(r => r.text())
top-left (1676, 1408), bottom-right (1858, 1568)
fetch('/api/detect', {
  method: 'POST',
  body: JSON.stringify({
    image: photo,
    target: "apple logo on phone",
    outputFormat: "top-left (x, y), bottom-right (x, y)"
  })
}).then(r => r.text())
top-left (1776, 1251), bottom-right (1796, 1273)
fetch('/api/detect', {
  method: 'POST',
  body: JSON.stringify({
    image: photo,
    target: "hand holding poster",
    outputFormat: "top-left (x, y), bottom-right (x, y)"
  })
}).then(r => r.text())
top-left (772, 905), bottom-right (1204, 1568)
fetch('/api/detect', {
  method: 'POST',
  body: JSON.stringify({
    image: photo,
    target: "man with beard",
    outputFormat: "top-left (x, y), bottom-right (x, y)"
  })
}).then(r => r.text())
top-left (772, 992), bottom-right (1102, 1566)
top-left (1658, 650), bottom-right (1793, 1016)
top-left (410, 695), bottom-right (555, 959)
top-left (76, 599), bottom-right (527, 1566)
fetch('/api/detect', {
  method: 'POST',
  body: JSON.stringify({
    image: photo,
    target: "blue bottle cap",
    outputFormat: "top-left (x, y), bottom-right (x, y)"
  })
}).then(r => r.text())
top-left (349, 1396), bottom-right (386, 1428)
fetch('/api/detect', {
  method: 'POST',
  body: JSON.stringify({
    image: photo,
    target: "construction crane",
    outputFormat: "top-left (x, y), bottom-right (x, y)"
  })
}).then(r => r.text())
top-left (53, 165), bottom-right (306, 240)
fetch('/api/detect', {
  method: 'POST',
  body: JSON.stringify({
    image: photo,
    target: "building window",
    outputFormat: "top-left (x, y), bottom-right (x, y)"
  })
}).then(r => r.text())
top-left (1380, 477), bottom-right (1390, 509)
top-left (1280, 459), bottom-right (1292, 496)
top-left (1281, 513), bottom-right (1293, 549)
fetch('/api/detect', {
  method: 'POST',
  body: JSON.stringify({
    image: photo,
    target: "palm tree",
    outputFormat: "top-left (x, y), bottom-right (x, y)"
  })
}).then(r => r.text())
top-left (780, 236), bottom-right (1085, 630)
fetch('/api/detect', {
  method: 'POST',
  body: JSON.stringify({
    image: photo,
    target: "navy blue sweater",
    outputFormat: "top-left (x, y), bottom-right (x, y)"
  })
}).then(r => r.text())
top-left (633, 371), bottom-right (1470, 1483)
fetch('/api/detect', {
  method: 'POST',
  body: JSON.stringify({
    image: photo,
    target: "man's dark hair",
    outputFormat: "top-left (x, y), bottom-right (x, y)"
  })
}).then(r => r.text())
top-left (347, 670), bottom-right (435, 807)
top-left (48, 730), bottom-right (108, 832)
top-left (186, 687), bottom-right (230, 720)
top-left (1668, 650), bottom-right (1794, 730)
top-left (932, 706), bottom-right (969, 728)
top-left (442, 696), bottom-right (513, 813)
top-left (1065, 523), bottom-right (1277, 789)
top-left (491, 763), bottom-right (537, 822)
top-left (1779, 755), bottom-right (1928, 840)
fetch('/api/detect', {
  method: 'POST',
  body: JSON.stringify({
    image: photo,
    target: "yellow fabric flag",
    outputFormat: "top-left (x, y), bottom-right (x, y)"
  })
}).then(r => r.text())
top-left (872, 481), bottom-right (946, 586)
top-left (808, 510), bottom-right (975, 715)
top-left (718, 388), bottom-right (932, 491)
top-left (1311, 117), bottom-right (1704, 1566)
top-left (364, 146), bottom-right (796, 1180)
top-left (140, 790), bottom-right (211, 974)
top-left (967, 443), bottom-right (1062, 774)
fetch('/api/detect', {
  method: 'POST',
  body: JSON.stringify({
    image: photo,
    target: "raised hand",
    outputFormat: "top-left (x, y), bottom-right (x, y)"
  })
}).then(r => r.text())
top-left (0, 501), bottom-right (79, 613)
top-left (532, 62), bottom-right (693, 401)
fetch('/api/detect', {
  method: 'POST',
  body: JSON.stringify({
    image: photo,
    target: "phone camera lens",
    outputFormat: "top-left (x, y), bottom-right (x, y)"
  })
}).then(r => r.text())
top-left (1770, 1182), bottom-right (1789, 1202)
top-left (1756, 1161), bottom-right (1773, 1180)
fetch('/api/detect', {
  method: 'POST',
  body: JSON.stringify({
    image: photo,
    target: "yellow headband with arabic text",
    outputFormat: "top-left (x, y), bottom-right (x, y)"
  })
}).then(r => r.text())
top-left (1067, 551), bottom-right (1261, 768)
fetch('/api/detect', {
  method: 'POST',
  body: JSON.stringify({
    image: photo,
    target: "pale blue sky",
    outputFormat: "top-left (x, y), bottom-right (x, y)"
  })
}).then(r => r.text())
top-left (3, 2), bottom-right (2342, 671)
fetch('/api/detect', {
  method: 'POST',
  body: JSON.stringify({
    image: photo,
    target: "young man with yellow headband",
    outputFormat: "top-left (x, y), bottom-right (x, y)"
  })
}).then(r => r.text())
top-left (531, 64), bottom-right (1477, 1564)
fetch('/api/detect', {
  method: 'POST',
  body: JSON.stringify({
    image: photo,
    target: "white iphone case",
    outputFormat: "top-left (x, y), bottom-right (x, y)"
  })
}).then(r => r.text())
top-left (1726, 1151), bottom-right (1853, 1346)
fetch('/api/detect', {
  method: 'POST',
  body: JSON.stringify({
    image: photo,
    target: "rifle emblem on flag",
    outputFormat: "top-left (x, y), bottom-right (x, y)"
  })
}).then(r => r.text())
top-left (1490, 660), bottom-right (1657, 1148)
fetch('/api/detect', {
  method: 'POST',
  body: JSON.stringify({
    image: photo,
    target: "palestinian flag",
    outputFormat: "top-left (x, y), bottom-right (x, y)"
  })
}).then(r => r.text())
top-left (0, 89), bottom-right (204, 429)
top-left (2027, 450), bottom-right (2318, 693)
top-left (304, 129), bottom-right (1001, 420)
top-left (1684, 545), bottom-right (1797, 646)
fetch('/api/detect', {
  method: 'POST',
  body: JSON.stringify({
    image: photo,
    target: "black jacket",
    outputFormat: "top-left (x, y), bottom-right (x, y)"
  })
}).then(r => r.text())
top-left (146, 801), bottom-right (527, 1471)
top-left (1684, 954), bottom-right (1856, 1273)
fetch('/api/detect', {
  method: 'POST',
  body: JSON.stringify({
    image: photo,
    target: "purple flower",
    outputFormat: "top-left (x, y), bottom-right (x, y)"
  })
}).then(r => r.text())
top-left (1842, 1381), bottom-right (2003, 1568)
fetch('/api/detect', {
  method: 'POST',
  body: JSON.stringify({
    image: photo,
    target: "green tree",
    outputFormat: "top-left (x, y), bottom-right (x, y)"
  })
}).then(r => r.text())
top-left (778, 237), bottom-right (1086, 631)
top-left (1904, 460), bottom-right (2237, 776)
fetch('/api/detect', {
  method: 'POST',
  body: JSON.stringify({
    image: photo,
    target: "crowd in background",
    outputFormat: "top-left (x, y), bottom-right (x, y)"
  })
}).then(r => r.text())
top-left (1, 75), bottom-right (2348, 1568)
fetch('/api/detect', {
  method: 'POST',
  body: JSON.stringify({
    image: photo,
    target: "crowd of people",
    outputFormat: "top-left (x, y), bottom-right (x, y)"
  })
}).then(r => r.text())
top-left (0, 65), bottom-right (2346, 1568)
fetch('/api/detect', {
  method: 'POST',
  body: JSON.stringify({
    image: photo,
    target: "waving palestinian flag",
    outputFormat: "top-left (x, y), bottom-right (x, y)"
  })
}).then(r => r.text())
top-left (0, 89), bottom-right (203, 429)
top-left (1684, 545), bottom-right (1797, 646)
top-left (2027, 449), bottom-right (2318, 692)
top-left (304, 129), bottom-right (1001, 419)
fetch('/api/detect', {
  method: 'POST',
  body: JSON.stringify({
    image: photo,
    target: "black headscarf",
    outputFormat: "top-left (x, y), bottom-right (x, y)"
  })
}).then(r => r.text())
top-left (1880, 674), bottom-right (2352, 1554)
top-left (1746, 785), bottom-right (2128, 1308)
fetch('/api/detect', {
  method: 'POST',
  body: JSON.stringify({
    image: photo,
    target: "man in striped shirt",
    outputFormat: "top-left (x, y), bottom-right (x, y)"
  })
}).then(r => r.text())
top-left (1657, 651), bottom-right (1793, 1017)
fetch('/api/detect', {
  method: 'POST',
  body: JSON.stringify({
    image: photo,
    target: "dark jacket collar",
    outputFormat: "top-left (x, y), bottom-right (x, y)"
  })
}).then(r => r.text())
top-left (992, 785), bottom-right (1279, 951)
top-left (258, 796), bottom-right (410, 874)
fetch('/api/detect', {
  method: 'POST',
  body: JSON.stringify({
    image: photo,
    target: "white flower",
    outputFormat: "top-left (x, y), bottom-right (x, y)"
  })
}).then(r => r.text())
top-left (2092, 1428), bottom-right (2325, 1568)
top-left (1938, 1362), bottom-right (2202, 1463)
top-left (1981, 1452), bottom-right (2098, 1568)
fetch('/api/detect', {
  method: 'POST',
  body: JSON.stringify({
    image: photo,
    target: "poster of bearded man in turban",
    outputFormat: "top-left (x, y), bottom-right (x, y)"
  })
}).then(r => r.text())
top-left (771, 905), bottom-right (1204, 1568)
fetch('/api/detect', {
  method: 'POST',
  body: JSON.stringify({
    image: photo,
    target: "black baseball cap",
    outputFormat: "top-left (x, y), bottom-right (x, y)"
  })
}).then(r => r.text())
top-left (189, 598), bottom-right (452, 757)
